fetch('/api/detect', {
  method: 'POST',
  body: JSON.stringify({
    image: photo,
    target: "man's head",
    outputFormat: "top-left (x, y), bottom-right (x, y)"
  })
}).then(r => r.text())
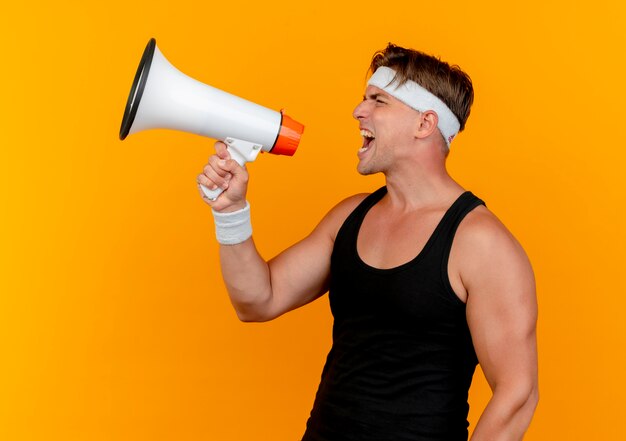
top-left (368, 44), bottom-right (474, 148)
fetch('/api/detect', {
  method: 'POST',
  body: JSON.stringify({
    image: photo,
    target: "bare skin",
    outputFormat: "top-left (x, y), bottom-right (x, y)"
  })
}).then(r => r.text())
top-left (198, 85), bottom-right (538, 440)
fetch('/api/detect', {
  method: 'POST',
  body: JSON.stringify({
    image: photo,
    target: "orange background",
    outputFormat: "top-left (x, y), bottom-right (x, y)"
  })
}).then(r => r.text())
top-left (1, 0), bottom-right (625, 439)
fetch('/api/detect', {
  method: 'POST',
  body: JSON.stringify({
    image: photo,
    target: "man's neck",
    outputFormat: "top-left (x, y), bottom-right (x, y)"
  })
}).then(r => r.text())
top-left (382, 157), bottom-right (465, 212)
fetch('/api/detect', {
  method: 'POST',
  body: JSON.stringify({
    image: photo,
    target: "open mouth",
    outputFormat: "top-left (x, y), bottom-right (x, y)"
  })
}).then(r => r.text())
top-left (359, 129), bottom-right (375, 153)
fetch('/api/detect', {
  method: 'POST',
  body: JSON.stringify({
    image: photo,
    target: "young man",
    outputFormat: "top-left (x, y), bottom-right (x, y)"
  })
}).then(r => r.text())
top-left (198, 44), bottom-right (538, 440)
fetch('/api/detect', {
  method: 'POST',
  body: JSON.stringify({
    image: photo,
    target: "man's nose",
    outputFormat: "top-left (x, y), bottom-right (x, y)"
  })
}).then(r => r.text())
top-left (353, 101), bottom-right (367, 120)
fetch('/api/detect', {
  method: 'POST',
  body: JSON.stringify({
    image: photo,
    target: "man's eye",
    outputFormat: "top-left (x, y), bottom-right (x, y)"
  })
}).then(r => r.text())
top-left (376, 99), bottom-right (386, 104)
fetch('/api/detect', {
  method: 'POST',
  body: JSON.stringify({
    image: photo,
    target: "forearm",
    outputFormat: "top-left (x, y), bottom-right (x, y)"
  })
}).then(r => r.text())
top-left (470, 385), bottom-right (538, 441)
top-left (219, 238), bottom-right (274, 321)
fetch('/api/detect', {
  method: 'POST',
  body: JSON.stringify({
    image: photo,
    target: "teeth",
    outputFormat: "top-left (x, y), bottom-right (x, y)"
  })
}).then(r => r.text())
top-left (360, 129), bottom-right (375, 138)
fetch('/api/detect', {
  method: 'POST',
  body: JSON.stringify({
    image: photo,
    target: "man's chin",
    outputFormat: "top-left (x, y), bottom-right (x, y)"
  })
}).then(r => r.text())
top-left (357, 162), bottom-right (378, 176)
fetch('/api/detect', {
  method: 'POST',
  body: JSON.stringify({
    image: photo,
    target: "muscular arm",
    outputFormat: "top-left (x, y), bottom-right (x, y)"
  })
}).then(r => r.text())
top-left (458, 212), bottom-right (539, 440)
top-left (199, 141), bottom-right (365, 322)
top-left (219, 203), bottom-right (344, 322)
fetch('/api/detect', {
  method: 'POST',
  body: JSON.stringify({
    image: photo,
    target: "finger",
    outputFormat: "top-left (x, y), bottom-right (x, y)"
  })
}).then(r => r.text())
top-left (207, 155), bottom-right (233, 179)
top-left (214, 141), bottom-right (231, 160)
top-left (197, 173), bottom-right (220, 191)
top-left (219, 158), bottom-right (248, 183)
top-left (201, 165), bottom-right (230, 190)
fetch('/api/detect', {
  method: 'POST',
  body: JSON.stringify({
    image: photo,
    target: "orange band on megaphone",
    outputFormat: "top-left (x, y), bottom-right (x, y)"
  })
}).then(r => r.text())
top-left (271, 112), bottom-right (304, 156)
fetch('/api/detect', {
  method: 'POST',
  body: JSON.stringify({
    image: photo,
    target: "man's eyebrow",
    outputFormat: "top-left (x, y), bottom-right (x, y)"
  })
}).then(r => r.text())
top-left (363, 92), bottom-right (389, 100)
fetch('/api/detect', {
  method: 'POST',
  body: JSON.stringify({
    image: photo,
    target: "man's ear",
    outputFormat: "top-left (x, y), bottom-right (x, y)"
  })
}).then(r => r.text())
top-left (415, 110), bottom-right (439, 140)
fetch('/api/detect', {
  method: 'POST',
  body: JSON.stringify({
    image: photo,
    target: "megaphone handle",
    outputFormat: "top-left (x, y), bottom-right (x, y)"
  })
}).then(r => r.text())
top-left (200, 138), bottom-right (261, 201)
top-left (200, 180), bottom-right (234, 201)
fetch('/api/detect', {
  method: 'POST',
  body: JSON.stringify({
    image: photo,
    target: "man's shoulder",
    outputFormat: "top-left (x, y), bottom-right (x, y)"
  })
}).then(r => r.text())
top-left (332, 192), bottom-right (371, 215)
top-left (315, 192), bottom-right (370, 241)
top-left (455, 203), bottom-right (529, 262)
top-left (324, 192), bottom-right (370, 224)
top-left (455, 203), bottom-right (533, 281)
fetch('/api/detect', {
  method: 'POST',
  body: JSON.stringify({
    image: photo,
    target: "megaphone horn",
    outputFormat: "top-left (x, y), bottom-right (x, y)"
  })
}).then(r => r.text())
top-left (120, 38), bottom-right (304, 200)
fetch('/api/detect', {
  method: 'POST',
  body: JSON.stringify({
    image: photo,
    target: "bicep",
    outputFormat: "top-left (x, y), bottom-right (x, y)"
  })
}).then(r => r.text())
top-left (261, 194), bottom-right (366, 320)
top-left (265, 228), bottom-right (334, 317)
top-left (465, 226), bottom-right (538, 394)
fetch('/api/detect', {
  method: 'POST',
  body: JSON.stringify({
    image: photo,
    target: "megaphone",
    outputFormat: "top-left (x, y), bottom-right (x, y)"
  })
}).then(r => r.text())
top-left (119, 38), bottom-right (304, 200)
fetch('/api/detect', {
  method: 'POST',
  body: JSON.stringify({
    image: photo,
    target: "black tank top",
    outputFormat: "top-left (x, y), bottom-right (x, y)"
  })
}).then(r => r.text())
top-left (302, 187), bottom-right (486, 441)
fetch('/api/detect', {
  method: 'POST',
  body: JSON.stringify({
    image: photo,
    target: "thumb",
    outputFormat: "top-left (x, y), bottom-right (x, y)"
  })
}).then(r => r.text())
top-left (219, 157), bottom-right (246, 176)
top-left (214, 141), bottom-right (231, 160)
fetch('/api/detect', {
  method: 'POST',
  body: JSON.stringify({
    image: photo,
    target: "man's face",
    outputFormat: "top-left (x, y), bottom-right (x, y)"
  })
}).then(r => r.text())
top-left (352, 85), bottom-right (422, 176)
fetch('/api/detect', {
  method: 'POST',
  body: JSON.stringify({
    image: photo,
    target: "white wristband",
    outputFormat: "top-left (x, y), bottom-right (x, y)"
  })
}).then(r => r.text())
top-left (211, 202), bottom-right (252, 245)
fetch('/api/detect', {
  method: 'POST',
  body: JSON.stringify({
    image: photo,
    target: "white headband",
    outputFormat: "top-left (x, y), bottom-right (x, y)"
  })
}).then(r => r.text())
top-left (367, 66), bottom-right (461, 147)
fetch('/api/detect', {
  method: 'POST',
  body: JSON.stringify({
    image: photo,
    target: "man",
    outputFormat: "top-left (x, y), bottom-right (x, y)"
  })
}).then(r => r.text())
top-left (198, 44), bottom-right (538, 440)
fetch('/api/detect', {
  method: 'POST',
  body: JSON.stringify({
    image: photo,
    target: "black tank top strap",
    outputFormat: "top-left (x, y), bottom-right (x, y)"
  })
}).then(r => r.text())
top-left (433, 191), bottom-right (486, 259)
top-left (428, 191), bottom-right (486, 301)
top-left (351, 186), bottom-right (387, 220)
top-left (334, 186), bottom-right (387, 249)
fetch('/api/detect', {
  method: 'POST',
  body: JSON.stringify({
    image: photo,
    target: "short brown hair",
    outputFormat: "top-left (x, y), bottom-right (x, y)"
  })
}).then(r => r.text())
top-left (369, 44), bottom-right (474, 132)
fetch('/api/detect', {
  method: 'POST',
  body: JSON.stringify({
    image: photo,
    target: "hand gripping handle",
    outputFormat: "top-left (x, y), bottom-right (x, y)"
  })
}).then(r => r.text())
top-left (200, 138), bottom-right (263, 201)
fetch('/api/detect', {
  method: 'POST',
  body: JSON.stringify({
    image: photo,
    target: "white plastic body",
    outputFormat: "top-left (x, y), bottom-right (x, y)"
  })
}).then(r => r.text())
top-left (129, 44), bottom-right (280, 151)
top-left (200, 138), bottom-right (262, 201)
